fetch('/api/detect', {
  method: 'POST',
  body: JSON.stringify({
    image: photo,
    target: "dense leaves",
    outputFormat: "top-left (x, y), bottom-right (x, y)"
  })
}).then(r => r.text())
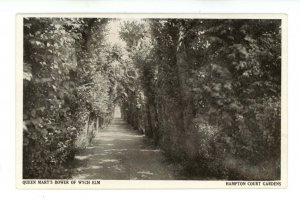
top-left (120, 19), bottom-right (281, 180)
top-left (23, 18), bottom-right (282, 180)
top-left (23, 18), bottom-right (116, 178)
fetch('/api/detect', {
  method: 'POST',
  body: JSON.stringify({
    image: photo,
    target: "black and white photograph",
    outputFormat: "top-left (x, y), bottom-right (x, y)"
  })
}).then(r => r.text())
top-left (16, 14), bottom-right (287, 188)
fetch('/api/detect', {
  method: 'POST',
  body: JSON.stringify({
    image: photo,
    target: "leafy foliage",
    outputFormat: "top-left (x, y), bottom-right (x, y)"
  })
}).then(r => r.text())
top-left (23, 18), bottom-right (116, 178)
top-left (120, 19), bottom-right (282, 180)
top-left (23, 18), bottom-right (282, 180)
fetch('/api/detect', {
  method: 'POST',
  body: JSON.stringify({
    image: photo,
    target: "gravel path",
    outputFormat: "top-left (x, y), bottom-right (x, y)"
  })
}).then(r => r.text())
top-left (71, 118), bottom-right (176, 180)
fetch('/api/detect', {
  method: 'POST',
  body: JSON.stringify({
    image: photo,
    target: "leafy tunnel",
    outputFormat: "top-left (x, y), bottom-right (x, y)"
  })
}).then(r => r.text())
top-left (23, 18), bottom-right (281, 180)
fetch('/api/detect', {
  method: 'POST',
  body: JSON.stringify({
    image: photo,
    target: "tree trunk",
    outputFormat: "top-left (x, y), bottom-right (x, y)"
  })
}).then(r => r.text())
top-left (146, 102), bottom-right (154, 138)
top-left (174, 24), bottom-right (188, 134)
top-left (96, 117), bottom-right (99, 131)
top-left (85, 115), bottom-right (90, 137)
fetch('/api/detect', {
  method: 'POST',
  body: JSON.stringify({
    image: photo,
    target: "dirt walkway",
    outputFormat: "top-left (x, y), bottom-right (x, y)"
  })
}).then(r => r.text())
top-left (71, 118), bottom-right (176, 180)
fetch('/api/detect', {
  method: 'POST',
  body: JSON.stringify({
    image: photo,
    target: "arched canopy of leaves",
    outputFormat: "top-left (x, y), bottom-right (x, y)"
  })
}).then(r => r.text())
top-left (23, 18), bottom-right (282, 180)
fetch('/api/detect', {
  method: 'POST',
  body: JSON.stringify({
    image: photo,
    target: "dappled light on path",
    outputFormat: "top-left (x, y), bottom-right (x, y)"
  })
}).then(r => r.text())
top-left (71, 117), bottom-right (175, 180)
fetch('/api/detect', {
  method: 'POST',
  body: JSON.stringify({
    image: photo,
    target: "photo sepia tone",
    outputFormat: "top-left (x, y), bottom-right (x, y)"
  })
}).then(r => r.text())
top-left (17, 14), bottom-right (287, 188)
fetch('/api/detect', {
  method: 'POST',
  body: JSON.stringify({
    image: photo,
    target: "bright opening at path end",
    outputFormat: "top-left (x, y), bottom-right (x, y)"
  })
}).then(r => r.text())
top-left (114, 106), bottom-right (121, 118)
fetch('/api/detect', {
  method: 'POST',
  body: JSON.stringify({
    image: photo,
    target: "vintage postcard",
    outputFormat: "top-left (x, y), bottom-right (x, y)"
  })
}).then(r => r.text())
top-left (16, 13), bottom-right (287, 189)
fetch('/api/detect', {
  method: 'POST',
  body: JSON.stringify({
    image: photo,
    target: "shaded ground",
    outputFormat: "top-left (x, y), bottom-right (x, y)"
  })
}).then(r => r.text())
top-left (70, 118), bottom-right (179, 180)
